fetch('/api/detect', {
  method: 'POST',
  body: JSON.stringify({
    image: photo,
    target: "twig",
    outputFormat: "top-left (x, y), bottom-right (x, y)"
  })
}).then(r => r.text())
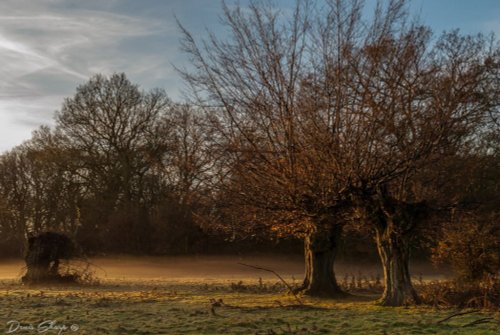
top-left (77, 257), bottom-right (108, 277)
top-left (437, 310), bottom-right (479, 324)
top-left (237, 262), bottom-right (303, 305)
top-left (462, 317), bottom-right (494, 328)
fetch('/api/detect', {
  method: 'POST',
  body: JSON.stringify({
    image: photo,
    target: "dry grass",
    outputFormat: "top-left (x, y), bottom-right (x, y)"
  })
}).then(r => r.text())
top-left (0, 277), bottom-right (498, 335)
top-left (0, 257), bottom-right (497, 334)
top-left (417, 275), bottom-right (499, 309)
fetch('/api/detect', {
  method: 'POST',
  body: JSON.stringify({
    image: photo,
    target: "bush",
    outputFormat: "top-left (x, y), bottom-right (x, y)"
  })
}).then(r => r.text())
top-left (432, 212), bottom-right (499, 282)
top-left (417, 276), bottom-right (499, 309)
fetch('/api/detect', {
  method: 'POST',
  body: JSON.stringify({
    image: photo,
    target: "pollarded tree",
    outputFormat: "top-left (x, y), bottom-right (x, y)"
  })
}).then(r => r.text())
top-left (346, 27), bottom-right (499, 305)
top-left (179, 0), bottom-right (499, 302)
top-left (179, 0), bottom-right (415, 297)
top-left (179, 0), bottom-right (353, 297)
top-left (290, 2), bottom-right (498, 305)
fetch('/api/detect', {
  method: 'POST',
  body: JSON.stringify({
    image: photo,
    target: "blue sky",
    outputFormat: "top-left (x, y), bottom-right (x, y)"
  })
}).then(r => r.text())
top-left (0, 0), bottom-right (499, 152)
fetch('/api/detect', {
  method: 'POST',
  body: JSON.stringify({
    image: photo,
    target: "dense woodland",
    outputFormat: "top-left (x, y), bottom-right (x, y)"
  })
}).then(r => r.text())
top-left (0, 0), bottom-right (498, 306)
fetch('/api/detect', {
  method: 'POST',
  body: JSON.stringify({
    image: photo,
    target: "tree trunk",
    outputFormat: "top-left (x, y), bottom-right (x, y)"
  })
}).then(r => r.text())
top-left (375, 223), bottom-right (420, 306)
top-left (299, 224), bottom-right (345, 298)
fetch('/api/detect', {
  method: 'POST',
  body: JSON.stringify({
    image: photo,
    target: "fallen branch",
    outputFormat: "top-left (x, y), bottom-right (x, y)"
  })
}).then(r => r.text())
top-left (237, 262), bottom-right (303, 305)
top-left (437, 310), bottom-right (479, 324)
top-left (462, 317), bottom-right (494, 328)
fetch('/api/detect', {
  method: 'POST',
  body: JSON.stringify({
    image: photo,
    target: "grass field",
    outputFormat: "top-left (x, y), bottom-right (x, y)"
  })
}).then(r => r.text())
top-left (0, 257), bottom-right (498, 334)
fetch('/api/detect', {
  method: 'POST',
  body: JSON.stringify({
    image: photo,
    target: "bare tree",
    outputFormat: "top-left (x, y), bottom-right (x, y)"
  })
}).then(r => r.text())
top-left (179, 0), bottom-right (499, 302)
top-left (0, 149), bottom-right (31, 255)
top-left (178, 0), bottom-right (366, 297)
top-left (0, 126), bottom-right (82, 255)
top-left (0, 73), bottom-right (218, 255)
top-left (150, 104), bottom-right (218, 253)
top-left (166, 104), bottom-right (217, 207)
top-left (347, 27), bottom-right (499, 305)
top-left (54, 73), bottom-right (171, 251)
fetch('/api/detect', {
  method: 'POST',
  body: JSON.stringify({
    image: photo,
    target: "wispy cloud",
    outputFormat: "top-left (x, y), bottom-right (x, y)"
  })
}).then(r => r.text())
top-left (0, 0), bottom-right (175, 151)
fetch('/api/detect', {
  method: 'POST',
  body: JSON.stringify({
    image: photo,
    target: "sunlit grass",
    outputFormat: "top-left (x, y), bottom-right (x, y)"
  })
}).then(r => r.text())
top-left (0, 278), bottom-right (498, 334)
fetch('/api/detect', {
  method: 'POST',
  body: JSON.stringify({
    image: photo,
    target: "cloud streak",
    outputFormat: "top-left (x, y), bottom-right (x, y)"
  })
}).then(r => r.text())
top-left (0, 1), bottom-right (176, 151)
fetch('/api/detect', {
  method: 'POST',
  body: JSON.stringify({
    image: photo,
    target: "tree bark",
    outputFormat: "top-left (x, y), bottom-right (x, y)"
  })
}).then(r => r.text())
top-left (375, 222), bottom-right (420, 306)
top-left (298, 224), bottom-right (345, 298)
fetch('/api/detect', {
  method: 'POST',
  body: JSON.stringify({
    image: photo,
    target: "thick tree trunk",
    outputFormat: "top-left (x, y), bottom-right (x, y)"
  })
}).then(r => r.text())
top-left (299, 224), bottom-right (345, 298)
top-left (21, 232), bottom-right (75, 284)
top-left (375, 224), bottom-right (420, 306)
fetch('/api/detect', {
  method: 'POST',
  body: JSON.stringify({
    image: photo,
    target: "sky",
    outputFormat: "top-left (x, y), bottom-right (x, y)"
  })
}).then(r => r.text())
top-left (0, 0), bottom-right (499, 152)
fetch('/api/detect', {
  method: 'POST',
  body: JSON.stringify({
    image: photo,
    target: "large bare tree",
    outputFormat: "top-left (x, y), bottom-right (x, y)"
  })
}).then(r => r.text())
top-left (54, 73), bottom-right (172, 251)
top-left (178, 0), bottom-right (365, 297)
top-left (179, 0), bottom-right (499, 302)
top-left (350, 28), bottom-right (499, 305)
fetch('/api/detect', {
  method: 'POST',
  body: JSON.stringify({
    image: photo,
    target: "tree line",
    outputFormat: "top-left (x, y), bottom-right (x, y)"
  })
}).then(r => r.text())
top-left (0, 74), bottom-right (213, 255)
top-left (0, 0), bottom-right (498, 306)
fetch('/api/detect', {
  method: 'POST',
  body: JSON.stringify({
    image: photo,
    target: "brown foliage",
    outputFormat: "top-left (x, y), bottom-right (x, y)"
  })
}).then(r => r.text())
top-left (417, 276), bottom-right (499, 309)
top-left (432, 212), bottom-right (499, 283)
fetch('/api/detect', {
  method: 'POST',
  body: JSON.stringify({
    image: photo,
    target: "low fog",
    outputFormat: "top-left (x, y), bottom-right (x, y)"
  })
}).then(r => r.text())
top-left (0, 255), bottom-right (449, 281)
